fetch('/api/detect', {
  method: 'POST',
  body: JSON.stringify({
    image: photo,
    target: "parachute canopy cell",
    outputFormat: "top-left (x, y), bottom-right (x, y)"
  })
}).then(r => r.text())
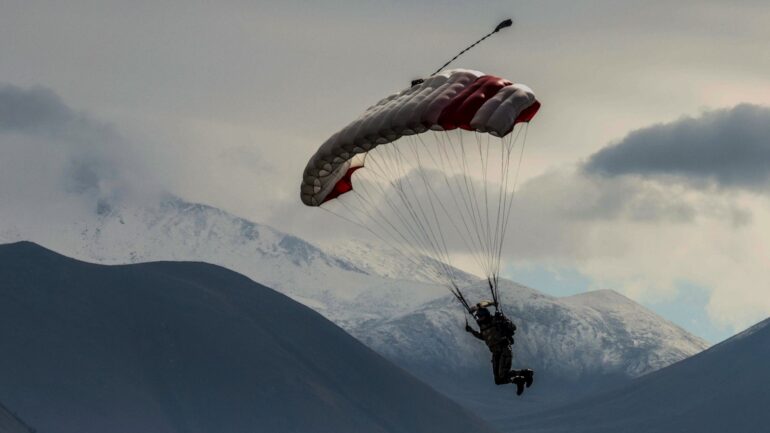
top-left (300, 69), bottom-right (540, 206)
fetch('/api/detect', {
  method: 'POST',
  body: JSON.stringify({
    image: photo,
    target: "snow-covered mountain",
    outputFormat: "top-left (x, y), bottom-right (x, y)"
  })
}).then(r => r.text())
top-left (514, 316), bottom-right (770, 433)
top-left (0, 195), bottom-right (709, 426)
top-left (358, 284), bottom-right (702, 378)
top-left (0, 196), bottom-right (447, 326)
top-left (0, 241), bottom-right (497, 433)
top-left (353, 281), bottom-right (708, 423)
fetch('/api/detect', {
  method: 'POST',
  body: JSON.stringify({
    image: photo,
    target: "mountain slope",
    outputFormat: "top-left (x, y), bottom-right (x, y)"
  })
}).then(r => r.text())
top-left (0, 196), bottom-right (449, 325)
top-left (0, 196), bottom-right (707, 372)
top-left (360, 285), bottom-right (704, 378)
top-left (0, 241), bottom-right (498, 433)
top-left (355, 282), bottom-right (708, 425)
top-left (0, 401), bottom-right (33, 433)
top-left (515, 317), bottom-right (770, 433)
top-left (0, 196), bottom-right (709, 428)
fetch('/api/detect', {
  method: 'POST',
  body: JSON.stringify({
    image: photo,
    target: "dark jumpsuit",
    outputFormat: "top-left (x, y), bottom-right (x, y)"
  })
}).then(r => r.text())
top-left (468, 314), bottom-right (517, 385)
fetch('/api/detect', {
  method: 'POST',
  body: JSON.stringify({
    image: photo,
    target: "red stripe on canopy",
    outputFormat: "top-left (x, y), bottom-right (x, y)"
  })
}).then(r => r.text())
top-left (437, 75), bottom-right (511, 130)
top-left (321, 165), bottom-right (363, 204)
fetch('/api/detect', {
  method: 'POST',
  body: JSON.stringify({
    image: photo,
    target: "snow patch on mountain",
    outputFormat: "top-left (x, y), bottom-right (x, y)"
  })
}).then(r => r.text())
top-left (0, 195), bottom-right (448, 324)
top-left (356, 281), bottom-right (707, 380)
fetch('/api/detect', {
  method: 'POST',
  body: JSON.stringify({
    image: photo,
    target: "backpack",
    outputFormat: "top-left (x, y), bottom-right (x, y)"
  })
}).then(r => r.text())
top-left (496, 313), bottom-right (516, 342)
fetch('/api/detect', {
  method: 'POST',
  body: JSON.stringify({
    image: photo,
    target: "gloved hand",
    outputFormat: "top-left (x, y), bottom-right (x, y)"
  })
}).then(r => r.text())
top-left (465, 324), bottom-right (473, 333)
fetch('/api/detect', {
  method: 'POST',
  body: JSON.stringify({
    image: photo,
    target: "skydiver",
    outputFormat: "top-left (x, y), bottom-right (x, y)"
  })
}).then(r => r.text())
top-left (465, 301), bottom-right (534, 395)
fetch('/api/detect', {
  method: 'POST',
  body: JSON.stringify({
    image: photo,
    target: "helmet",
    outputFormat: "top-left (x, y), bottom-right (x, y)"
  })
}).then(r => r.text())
top-left (471, 300), bottom-right (495, 313)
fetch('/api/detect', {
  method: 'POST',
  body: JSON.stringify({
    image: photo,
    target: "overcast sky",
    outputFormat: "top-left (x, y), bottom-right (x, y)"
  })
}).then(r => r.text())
top-left (2, 0), bottom-right (769, 342)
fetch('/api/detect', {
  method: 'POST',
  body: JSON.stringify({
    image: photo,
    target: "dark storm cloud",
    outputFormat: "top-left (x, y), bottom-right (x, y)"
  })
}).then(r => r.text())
top-left (0, 83), bottom-right (79, 133)
top-left (585, 104), bottom-right (770, 190)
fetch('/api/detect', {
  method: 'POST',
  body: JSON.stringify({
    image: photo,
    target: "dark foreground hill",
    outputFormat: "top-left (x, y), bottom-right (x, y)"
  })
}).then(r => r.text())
top-left (0, 241), bottom-right (497, 433)
top-left (516, 316), bottom-right (770, 433)
top-left (0, 401), bottom-right (33, 433)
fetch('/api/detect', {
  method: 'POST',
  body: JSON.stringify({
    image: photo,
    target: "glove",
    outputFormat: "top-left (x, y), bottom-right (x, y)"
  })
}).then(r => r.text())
top-left (465, 324), bottom-right (474, 333)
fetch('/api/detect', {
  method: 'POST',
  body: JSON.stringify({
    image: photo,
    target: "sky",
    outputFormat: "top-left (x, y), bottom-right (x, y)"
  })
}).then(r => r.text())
top-left (1, 0), bottom-right (769, 342)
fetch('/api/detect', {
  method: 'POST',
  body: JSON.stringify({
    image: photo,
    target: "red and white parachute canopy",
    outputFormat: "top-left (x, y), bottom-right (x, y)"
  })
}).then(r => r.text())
top-left (301, 69), bottom-right (539, 206)
top-left (300, 69), bottom-right (540, 312)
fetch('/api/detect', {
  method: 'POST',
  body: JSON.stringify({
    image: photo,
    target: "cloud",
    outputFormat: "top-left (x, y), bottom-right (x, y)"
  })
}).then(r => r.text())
top-left (0, 84), bottom-right (78, 133)
top-left (494, 105), bottom-right (770, 334)
top-left (497, 164), bottom-right (770, 334)
top-left (502, 166), bottom-right (752, 262)
top-left (584, 104), bottom-right (770, 191)
top-left (0, 83), bottom-right (163, 206)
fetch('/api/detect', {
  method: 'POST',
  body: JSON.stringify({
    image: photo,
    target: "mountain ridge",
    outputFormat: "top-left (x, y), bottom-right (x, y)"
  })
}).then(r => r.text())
top-left (0, 196), bottom-right (709, 429)
top-left (0, 241), bottom-right (499, 433)
top-left (515, 316), bottom-right (770, 433)
top-left (0, 399), bottom-right (34, 433)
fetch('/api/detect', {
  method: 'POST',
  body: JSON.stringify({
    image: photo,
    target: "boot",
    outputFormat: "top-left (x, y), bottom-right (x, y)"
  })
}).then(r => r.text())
top-left (511, 376), bottom-right (526, 396)
top-left (515, 369), bottom-right (534, 388)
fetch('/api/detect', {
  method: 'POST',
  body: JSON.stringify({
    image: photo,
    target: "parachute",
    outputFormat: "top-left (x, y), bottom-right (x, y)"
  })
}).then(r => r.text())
top-left (299, 15), bottom-right (540, 313)
top-left (300, 67), bottom-right (540, 314)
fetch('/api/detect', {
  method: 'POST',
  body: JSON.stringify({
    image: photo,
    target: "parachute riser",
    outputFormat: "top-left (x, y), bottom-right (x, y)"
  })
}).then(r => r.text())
top-left (450, 277), bottom-right (505, 317)
top-left (450, 281), bottom-right (474, 315)
top-left (487, 275), bottom-right (503, 314)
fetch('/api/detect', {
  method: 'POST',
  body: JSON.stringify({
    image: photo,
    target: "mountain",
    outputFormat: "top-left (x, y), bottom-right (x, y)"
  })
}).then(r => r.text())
top-left (353, 282), bottom-right (708, 425)
top-left (515, 317), bottom-right (770, 433)
top-left (0, 241), bottom-right (498, 433)
top-left (0, 196), bottom-right (709, 424)
top-left (0, 401), bottom-right (33, 433)
top-left (0, 196), bottom-right (449, 325)
top-left (358, 285), bottom-right (704, 378)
